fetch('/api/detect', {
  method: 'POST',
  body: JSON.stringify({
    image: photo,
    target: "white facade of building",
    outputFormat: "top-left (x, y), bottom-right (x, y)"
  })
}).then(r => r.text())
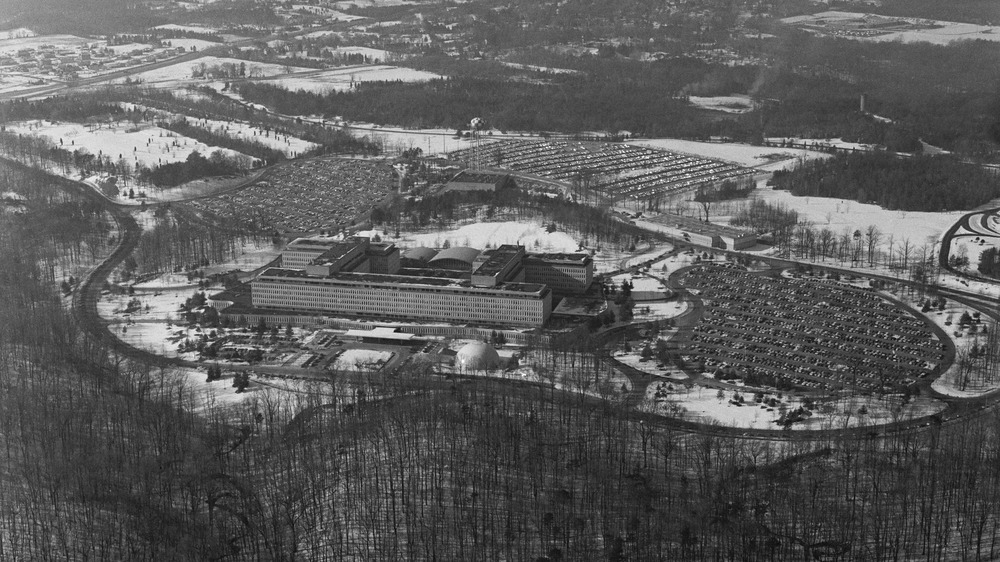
top-left (252, 269), bottom-right (552, 328)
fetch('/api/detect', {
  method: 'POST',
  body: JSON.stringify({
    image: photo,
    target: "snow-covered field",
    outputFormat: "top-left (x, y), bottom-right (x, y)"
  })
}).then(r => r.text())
top-left (163, 38), bottom-right (220, 52)
top-left (119, 56), bottom-right (312, 86)
top-left (632, 300), bottom-right (689, 320)
top-left (98, 282), bottom-right (204, 358)
top-left (153, 24), bottom-right (222, 35)
top-left (646, 382), bottom-right (947, 430)
top-left (174, 115), bottom-right (318, 157)
top-left (326, 46), bottom-right (400, 61)
top-left (646, 186), bottom-right (964, 252)
top-left (0, 34), bottom-right (90, 56)
top-left (609, 273), bottom-right (665, 292)
top-left (782, 11), bottom-right (1000, 45)
top-left (288, 5), bottom-right (366, 20)
top-left (498, 62), bottom-right (584, 75)
top-left (297, 30), bottom-right (346, 40)
top-left (397, 221), bottom-right (582, 253)
top-left (0, 74), bottom-right (42, 95)
top-left (103, 43), bottom-right (150, 55)
top-left (257, 65), bottom-right (441, 94)
top-left (688, 95), bottom-right (754, 114)
top-left (0, 28), bottom-right (35, 40)
top-left (750, 188), bottom-right (965, 245)
top-left (627, 138), bottom-right (829, 171)
top-left (340, 123), bottom-right (477, 155)
top-left (6, 120), bottom-right (245, 171)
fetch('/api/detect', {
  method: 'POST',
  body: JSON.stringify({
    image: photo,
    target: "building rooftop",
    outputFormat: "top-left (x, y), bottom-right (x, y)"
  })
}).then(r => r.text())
top-left (367, 242), bottom-right (397, 256)
top-left (312, 241), bottom-right (363, 265)
top-left (428, 246), bottom-right (481, 267)
top-left (402, 246), bottom-right (438, 262)
top-left (448, 170), bottom-right (509, 184)
top-left (397, 267), bottom-right (470, 280)
top-left (287, 236), bottom-right (340, 249)
top-left (474, 244), bottom-right (523, 277)
top-left (526, 252), bottom-right (591, 264)
top-left (257, 267), bottom-right (548, 295)
top-left (344, 327), bottom-right (416, 341)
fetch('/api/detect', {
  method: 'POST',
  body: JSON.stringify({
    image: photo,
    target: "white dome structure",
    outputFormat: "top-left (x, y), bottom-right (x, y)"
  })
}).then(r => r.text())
top-left (455, 341), bottom-right (502, 371)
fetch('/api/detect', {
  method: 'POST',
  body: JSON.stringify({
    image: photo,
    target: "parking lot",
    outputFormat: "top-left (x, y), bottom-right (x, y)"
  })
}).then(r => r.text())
top-left (185, 156), bottom-right (393, 233)
top-left (673, 264), bottom-right (949, 392)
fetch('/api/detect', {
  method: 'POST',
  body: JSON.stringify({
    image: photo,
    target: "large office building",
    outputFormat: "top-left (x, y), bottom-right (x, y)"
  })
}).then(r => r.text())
top-left (251, 239), bottom-right (583, 328)
top-left (243, 237), bottom-right (594, 328)
top-left (523, 253), bottom-right (594, 294)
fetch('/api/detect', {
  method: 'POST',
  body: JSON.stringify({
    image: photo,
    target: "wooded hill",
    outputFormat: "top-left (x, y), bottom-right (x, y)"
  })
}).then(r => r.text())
top-left (771, 153), bottom-right (1000, 212)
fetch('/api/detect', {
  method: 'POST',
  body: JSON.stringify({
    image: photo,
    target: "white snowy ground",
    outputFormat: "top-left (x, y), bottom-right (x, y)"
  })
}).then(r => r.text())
top-left (497, 62), bottom-right (584, 75)
top-left (341, 123), bottom-right (478, 156)
top-left (452, 353), bottom-right (635, 400)
top-left (152, 24), bottom-right (220, 35)
top-left (390, 220), bottom-right (582, 253)
top-left (162, 38), bottom-right (220, 51)
top-left (0, 28), bottom-right (34, 40)
top-left (332, 349), bottom-right (394, 371)
top-left (646, 382), bottom-right (947, 430)
top-left (753, 188), bottom-right (963, 243)
top-left (99, 239), bottom-right (279, 354)
top-left (98, 282), bottom-right (203, 359)
top-left (781, 11), bottom-right (1000, 45)
top-left (631, 300), bottom-right (689, 320)
top-left (0, 33), bottom-right (89, 56)
top-left (286, 5), bottom-right (365, 20)
top-left (362, 219), bottom-right (672, 275)
top-left (256, 65), bottom-right (442, 94)
top-left (0, 73), bottom-right (43, 95)
top-left (896, 293), bottom-right (1000, 399)
top-left (160, 113), bottom-right (319, 157)
top-left (608, 274), bottom-right (665, 292)
top-left (118, 56), bottom-right (313, 86)
top-left (6, 120), bottom-right (245, 169)
top-left (639, 186), bottom-right (965, 256)
top-left (290, 46), bottom-right (400, 61)
top-left (687, 95), bottom-right (754, 114)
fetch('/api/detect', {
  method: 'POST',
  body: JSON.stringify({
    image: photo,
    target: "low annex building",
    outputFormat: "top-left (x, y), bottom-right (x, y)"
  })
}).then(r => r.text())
top-left (444, 170), bottom-right (513, 192)
top-left (667, 215), bottom-right (757, 250)
top-left (235, 237), bottom-right (595, 329)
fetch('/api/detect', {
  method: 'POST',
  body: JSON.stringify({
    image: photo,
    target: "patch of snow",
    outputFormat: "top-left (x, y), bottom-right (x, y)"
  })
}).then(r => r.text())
top-left (688, 95), bottom-right (754, 114)
top-left (258, 64), bottom-right (441, 94)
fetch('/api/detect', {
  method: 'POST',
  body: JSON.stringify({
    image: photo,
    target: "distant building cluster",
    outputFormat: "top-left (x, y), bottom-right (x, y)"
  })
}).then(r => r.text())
top-left (0, 42), bottom-right (187, 78)
top-left (238, 236), bottom-right (594, 328)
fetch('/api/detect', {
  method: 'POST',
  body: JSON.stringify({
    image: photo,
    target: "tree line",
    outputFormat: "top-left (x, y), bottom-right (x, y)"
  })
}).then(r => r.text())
top-left (771, 153), bottom-right (1000, 211)
top-left (159, 118), bottom-right (293, 166)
